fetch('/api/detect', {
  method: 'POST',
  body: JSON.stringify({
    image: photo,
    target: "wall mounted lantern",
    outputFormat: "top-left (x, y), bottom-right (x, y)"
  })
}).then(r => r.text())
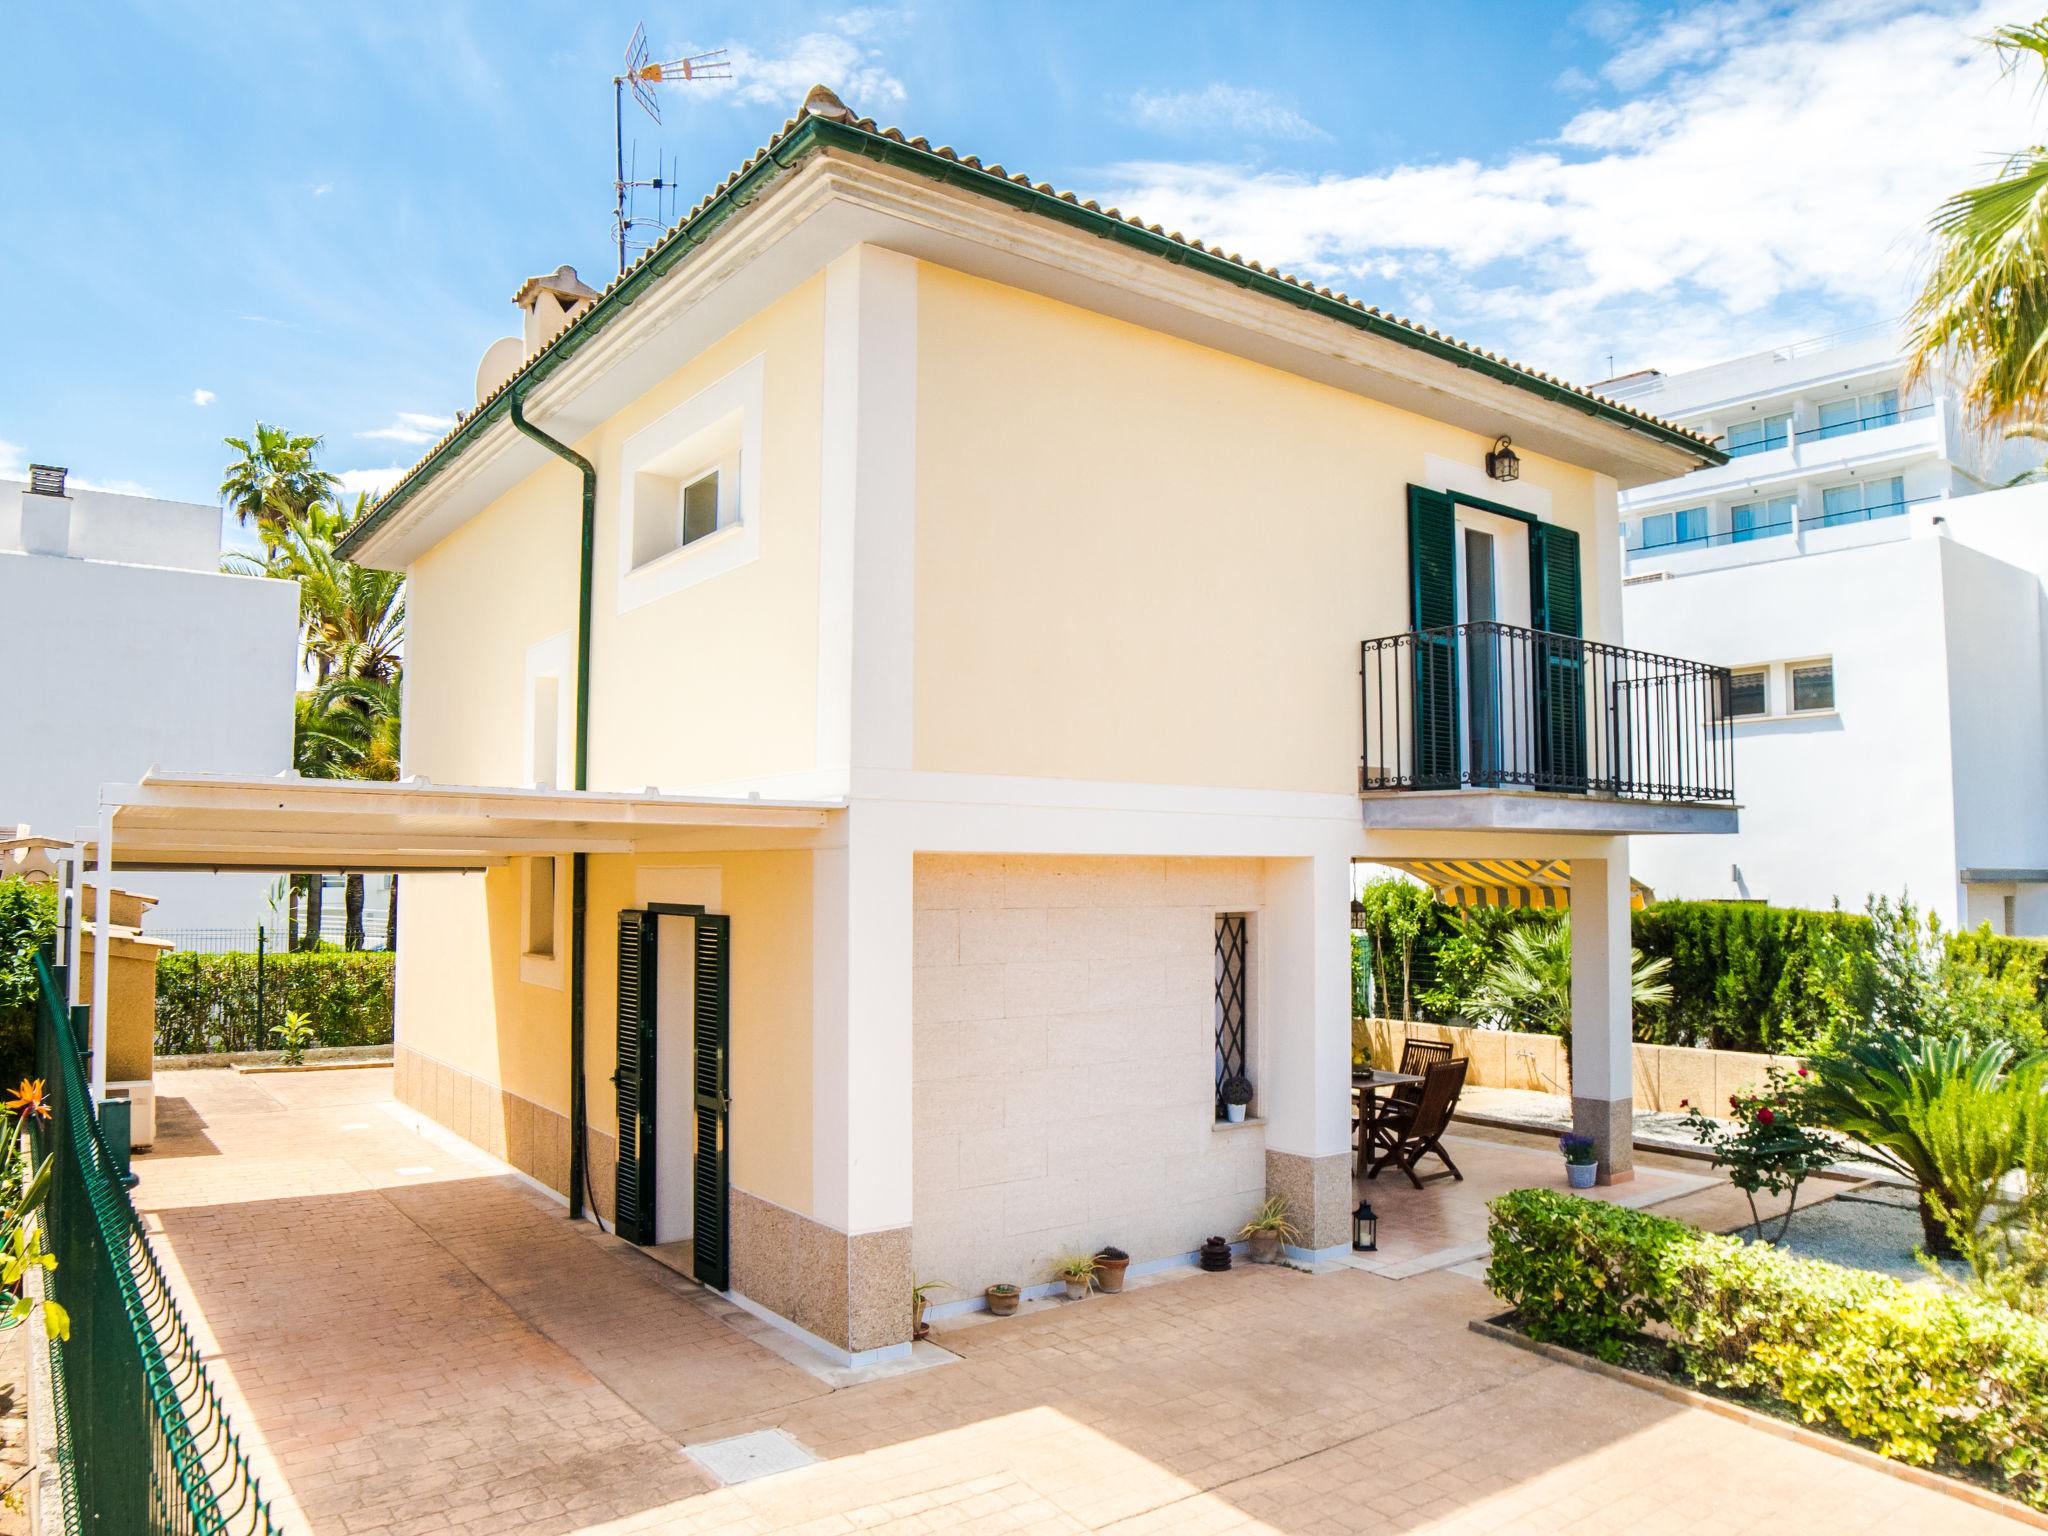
top-left (1485, 435), bottom-right (1520, 482)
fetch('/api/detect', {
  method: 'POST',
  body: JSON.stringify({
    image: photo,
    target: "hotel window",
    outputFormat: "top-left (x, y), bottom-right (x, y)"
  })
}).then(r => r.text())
top-left (1725, 667), bottom-right (1769, 719)
top-left (1818, 475), bottom-right (1906, 528)
top-left (1640, 505), bottom-right (1708, 550)
top-left (1724, 412), bottom-right (1791, 457)
top-left (1816, 389), bottom-right (1900, 440)
top-left (1790, 660), bottom-right (1835, 713)
top-left (1730, 495), bottom-right (1795, 543)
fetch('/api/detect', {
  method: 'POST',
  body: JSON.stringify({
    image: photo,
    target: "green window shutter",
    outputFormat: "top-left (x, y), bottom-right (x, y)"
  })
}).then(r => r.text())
top-left (691, 914), bottom-right (732, 1292)
top-left (1406, 486), bottom-right (1459, 784)
top-left (1527, 523), bottom-right (1587, 786)
top-left (615, 909), bottom-right (657, 1245)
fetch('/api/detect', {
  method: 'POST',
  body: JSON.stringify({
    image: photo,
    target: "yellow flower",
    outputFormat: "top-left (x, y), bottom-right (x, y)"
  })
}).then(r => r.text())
top-left (5, 1081), bottom-right (49, 1122)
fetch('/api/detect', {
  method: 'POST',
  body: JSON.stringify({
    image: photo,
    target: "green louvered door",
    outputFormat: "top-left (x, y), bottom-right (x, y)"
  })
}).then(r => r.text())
top-left (691, 914), bottom-right (732, 1291)
top-left (1407, 486), bottom-right (1460, 786)
top-left (1529, 522), bottom-right (1587, 789)
top-left (614, 909), bottom-right (658, 1245)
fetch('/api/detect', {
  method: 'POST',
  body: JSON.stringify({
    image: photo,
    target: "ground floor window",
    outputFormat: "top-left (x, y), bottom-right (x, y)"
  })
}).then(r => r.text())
top-left (1214, 912), bottom-right (1249, 1117)
top-left (1789, 659), bottom-right (1835, 712)
top-left (1724, 666), bottom-right (1769, 718)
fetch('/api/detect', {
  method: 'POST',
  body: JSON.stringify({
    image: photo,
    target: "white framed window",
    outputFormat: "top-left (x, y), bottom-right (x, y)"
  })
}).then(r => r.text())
top-left (1630, 505), bottom-right (1708, 552)
top-left (1789, 659), bottom-right (1835, 713)
top-left (616, 354), bottom-right (765, 613)
top-left (1724, 667), bottom-right (1769, 718)
top-left (1818, 476), bottom-right (1906, 528)
top-left (1724, 411), bottom-right (1791, 457)
top-left (1729, 494), bottom-right (1795, 543)
top-left (1815, 389), bottom-right (1899, 440)
top-left (520, 855), bottom-right (565, 988)
top-left (523, 632), bottom-right (572, 790)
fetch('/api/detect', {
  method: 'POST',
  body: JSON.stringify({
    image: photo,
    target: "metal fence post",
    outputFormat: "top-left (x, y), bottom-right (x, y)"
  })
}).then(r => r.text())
top-left (254, 924), bottom-right (267, 1046)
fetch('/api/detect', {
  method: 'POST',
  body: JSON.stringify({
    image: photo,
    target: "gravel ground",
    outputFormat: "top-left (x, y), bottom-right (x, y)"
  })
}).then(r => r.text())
top-left (1765, 1184), bottom-right (1971, 1285)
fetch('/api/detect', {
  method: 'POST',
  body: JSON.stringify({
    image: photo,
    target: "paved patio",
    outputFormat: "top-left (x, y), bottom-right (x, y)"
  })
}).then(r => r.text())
top-left (131, 1066), bottom-right (2010, 1536)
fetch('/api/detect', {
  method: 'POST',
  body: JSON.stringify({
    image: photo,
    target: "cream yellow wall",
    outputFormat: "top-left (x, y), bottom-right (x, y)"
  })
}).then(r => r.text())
top-left (395, 869), bottom-right (571, 1113)
top-left (404, 274), bottom-right (827, 793)
top-left (402, 849), bottom-right (817, 1214)
top-left (911, 263), bottom-right (1605, 795)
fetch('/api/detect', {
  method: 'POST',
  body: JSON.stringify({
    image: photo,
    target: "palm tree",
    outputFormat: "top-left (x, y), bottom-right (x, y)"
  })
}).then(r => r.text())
top-left (219, 424), bottom-right (341, 549)
top-left (1905, 22), bottom-right (2048, 428)
top-left (238, 503), bottom-right (404, 685)
top-left (1466, 918), bottom-right (1674, 1053)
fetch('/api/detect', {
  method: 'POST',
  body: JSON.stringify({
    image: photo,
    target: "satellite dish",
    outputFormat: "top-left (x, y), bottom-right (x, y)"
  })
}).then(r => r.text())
top-left (474, 336), bottom-right (523, 405)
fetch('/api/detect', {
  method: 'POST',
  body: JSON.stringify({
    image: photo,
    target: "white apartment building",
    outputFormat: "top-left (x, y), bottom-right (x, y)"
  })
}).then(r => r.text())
top-left (0, 464), bottom-right (297, 931)
top-left (1608, 327), bottom-right (2048, 935)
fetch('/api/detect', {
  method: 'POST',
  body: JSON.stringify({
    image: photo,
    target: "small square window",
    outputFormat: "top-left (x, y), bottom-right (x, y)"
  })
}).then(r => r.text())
top-left (1790, 662), bottom-right (1834, 713)
top-left (1725, 668), bottom-right (1768, 718)
top-left (681, 470), bottom-right (720, 546)
top-left (631, 459), bottom-right (734, 569)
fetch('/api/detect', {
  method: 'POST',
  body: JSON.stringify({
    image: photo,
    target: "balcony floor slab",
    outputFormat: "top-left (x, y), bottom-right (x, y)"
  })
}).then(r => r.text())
top-left (1358, 789), bottom-right (1738, 836)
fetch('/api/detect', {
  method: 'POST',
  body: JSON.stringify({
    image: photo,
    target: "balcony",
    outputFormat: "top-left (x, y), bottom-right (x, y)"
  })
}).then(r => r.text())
top-left (1358, 623), bottom-right (1737, 834)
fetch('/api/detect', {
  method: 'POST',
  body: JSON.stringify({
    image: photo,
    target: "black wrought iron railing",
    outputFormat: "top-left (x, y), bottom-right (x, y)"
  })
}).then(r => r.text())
top-left (1360, 622), bottom-right (1734, 802)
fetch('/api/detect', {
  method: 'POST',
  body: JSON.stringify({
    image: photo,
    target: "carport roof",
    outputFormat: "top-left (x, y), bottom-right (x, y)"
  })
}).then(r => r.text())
top-left (87, 772), bottom-right (840, 874)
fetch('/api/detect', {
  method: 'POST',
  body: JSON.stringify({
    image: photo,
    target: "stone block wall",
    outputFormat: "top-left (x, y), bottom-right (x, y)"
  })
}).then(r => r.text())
top-left (911, 854), bottom-right (1272, 1300)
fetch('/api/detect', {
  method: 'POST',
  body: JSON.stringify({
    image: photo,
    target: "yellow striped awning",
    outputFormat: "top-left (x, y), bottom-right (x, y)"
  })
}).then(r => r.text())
top-left (1375, 859), bottom-right (1652, 912)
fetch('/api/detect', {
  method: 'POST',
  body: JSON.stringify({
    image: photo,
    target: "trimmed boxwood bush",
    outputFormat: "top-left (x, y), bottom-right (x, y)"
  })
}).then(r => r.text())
top-left (1487, 1188), bottom-right (2048, 1506)
top-left (155, 949), bottom-right (394, 1056)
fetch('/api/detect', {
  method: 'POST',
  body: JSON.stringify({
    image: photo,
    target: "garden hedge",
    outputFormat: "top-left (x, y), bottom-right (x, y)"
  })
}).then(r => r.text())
top-left (154, 949), bottom-right (394, 1056)
top-left (1486, 1188), bottom-right (2048, 1506)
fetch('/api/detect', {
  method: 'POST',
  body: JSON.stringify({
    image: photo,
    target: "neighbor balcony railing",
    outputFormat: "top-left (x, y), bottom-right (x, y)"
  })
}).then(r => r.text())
top-left (1360, 622), bottom-right (1735, 802)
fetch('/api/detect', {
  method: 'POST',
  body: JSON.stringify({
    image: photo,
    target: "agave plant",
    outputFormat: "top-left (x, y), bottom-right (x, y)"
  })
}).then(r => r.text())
top-left (1800, 1033), bottom-right (2041, 1255)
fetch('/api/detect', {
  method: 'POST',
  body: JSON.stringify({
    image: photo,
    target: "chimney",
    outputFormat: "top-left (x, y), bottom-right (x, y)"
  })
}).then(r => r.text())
top-left (511, 265), bottom-right (601, 360)
top-left (18, 463), bottom-right (71, 557)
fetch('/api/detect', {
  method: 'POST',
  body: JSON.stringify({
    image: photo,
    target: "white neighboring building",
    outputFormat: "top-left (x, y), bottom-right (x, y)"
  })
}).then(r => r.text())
top-left (0, 465), bottom-right (297, 932)
top-left (1608, 331), bottom-right (2048, 935)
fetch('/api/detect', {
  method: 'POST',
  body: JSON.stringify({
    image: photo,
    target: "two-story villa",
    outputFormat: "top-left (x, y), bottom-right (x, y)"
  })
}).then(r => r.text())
top-left (87, 88), bottom-right (1733, 1367)
top-left (1608, 330), bottom-right (2048, 933)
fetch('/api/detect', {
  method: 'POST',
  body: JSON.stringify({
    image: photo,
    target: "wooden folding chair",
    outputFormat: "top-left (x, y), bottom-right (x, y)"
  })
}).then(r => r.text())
top-left (1368, 1057), bottom-right (1469, 1189)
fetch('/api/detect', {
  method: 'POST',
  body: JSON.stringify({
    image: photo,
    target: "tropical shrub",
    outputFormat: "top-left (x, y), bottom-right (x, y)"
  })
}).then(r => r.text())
top-left (1911, 1058), bottom-right (2048, 1316)
top-left (1800, 1034), bottom-right (2037, 1255)
top-left (1464, 918), bottom-right (1671, 1048)
top-left (0, 880), bottom-right (57, 1091)
top-left (155, 949), bottom-right (394, 1055)
top-left (1487, 1188), bottom-right (2048, 1506)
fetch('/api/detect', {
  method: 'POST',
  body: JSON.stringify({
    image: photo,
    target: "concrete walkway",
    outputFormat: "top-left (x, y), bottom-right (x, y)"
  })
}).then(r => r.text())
top-left (132, 1067), bottom-right (2014, 1536)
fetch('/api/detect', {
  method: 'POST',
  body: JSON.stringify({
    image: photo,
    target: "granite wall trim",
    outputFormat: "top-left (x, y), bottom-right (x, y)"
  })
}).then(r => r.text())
top-left (730, 1187), bottom-right (912, 1353)
top-left (1264, 1148), bottom-right (1353, 1251)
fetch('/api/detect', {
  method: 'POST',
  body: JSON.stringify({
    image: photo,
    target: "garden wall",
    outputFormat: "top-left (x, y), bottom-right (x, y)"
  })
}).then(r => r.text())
top-left (1356, 1017), bottom-right (1799, 1116)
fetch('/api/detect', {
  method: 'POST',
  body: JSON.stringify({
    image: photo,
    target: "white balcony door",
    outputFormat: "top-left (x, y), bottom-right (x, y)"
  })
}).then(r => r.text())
top-left (1455, 508), bottom-right (1532, 784)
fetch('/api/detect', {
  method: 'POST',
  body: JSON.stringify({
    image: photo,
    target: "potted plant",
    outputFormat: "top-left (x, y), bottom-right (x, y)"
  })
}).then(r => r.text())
top-left (984, 1282), bottom-right (1020, 1317)
top-left (1219, 1075), bottom-right (1254, 1124)
top-left (1239, 1196), bottom-right (1298, 1263)
top-left (1052, 1252), bottom-right (1098, 1300)
top-left (1558, 1133), bottom-right (1599, 1189)
top-left (910, 1280), bottom-right (950, 1340)
top-left (1093, 1246), bottom-right (1130, 1292)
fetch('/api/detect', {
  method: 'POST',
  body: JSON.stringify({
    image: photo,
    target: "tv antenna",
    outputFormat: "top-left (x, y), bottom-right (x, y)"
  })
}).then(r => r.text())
top-left (613, 24), bottom-right (731, 274)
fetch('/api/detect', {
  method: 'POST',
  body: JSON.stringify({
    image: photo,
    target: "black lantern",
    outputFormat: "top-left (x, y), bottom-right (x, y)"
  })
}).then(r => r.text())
top-left (1485, 435), bottom-right (1520, 482)
top-left (1352, 1200), bottom-right (1378, 1253)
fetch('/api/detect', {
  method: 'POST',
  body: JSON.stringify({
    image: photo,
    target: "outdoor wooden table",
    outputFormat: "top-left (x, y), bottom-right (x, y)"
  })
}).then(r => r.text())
top-left (1352, 1069), bottom-right (1424, 1170)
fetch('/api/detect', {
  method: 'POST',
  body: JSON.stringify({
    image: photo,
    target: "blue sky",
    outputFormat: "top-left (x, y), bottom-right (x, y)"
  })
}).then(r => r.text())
top-left (0, 1), bottom-right (2034, 519)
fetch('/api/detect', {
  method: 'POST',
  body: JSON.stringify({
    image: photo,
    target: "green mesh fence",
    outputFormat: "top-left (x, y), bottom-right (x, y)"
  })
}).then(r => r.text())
top-left (32, 948), bottom-right (281, 1534)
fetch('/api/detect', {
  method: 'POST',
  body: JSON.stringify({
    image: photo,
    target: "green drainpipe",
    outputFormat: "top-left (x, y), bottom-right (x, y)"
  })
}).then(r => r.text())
top-left (509, 383), bottom-right (596, 1224)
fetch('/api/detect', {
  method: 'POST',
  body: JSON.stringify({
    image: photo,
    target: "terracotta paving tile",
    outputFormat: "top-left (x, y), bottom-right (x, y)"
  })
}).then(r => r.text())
top-left (130, 1068), bottom-right (2016, 1535)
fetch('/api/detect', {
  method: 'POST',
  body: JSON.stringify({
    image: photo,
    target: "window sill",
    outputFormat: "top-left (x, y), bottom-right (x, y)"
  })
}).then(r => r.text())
top-left (628, 519), bottom-right (744, 579)
top-left (1734, 709), bottom-right (1839, 725)
top-left (1212, 1116), bottom-right (1267, 1132)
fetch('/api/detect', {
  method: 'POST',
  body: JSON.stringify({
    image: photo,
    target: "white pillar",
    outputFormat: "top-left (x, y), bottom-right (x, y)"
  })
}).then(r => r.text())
top-left (89, 805), bottom-right (113, 1102)
top-left (1259, 851), bottom-right (1357, 1254)
top-left (1569, 846), bottom-right (1633, 1182)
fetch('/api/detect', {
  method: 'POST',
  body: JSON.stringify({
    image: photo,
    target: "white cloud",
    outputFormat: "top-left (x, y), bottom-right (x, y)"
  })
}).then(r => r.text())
top-left (0, 440), bottom-right (152, 496)
top-left (1088, 1), bottom-right (2034, 379)
top-left (336, 467), bottom-right (406, 501)
top-left (0, 440), bottom-right (21, 479)
top-left (308, 182), bottom-right (332, 197)
top-left (1127, 84), bottom-right (1327, 142)
top-left (683, 14), bottom-right (906, 112)
top-left (191, 388), bottom-right (216, 406)
top-left (356, 411), bottom-right (455, 446)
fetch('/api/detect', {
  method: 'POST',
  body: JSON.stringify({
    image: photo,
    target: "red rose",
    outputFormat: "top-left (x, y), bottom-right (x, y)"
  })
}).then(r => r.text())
top-left (1679, 1098), bottom-right (1689, 1108)
top-left (1797, 1067), bottom-right (1809, 1077)
top-left (1757, 1107), bottom-right (1776, 1125)
top-left (1729, 1095), bottom-right (1739, 1108)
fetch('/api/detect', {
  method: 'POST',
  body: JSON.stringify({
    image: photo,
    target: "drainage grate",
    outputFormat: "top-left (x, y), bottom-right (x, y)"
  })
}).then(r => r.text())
top-left (683, 1428), bottom-right (817, 1486)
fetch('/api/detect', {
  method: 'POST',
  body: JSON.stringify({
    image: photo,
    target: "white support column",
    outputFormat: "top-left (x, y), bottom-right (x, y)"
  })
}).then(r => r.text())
top-left (89, 805), bottom-right (113, 1102)
top-left (1569, 846), bottom-right (1633, 1183)
top-left (1259, 851), bottom-right (1357, 1255)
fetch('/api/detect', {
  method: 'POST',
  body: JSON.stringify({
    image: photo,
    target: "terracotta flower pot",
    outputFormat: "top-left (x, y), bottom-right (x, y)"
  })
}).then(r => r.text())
top-left (1247, 1230), bottom-right (1281, 1264)
top-left (1094, 1251), bottom-right (1130, 1293)
top-left (985, 1285), bottom-right (1019, 1317)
